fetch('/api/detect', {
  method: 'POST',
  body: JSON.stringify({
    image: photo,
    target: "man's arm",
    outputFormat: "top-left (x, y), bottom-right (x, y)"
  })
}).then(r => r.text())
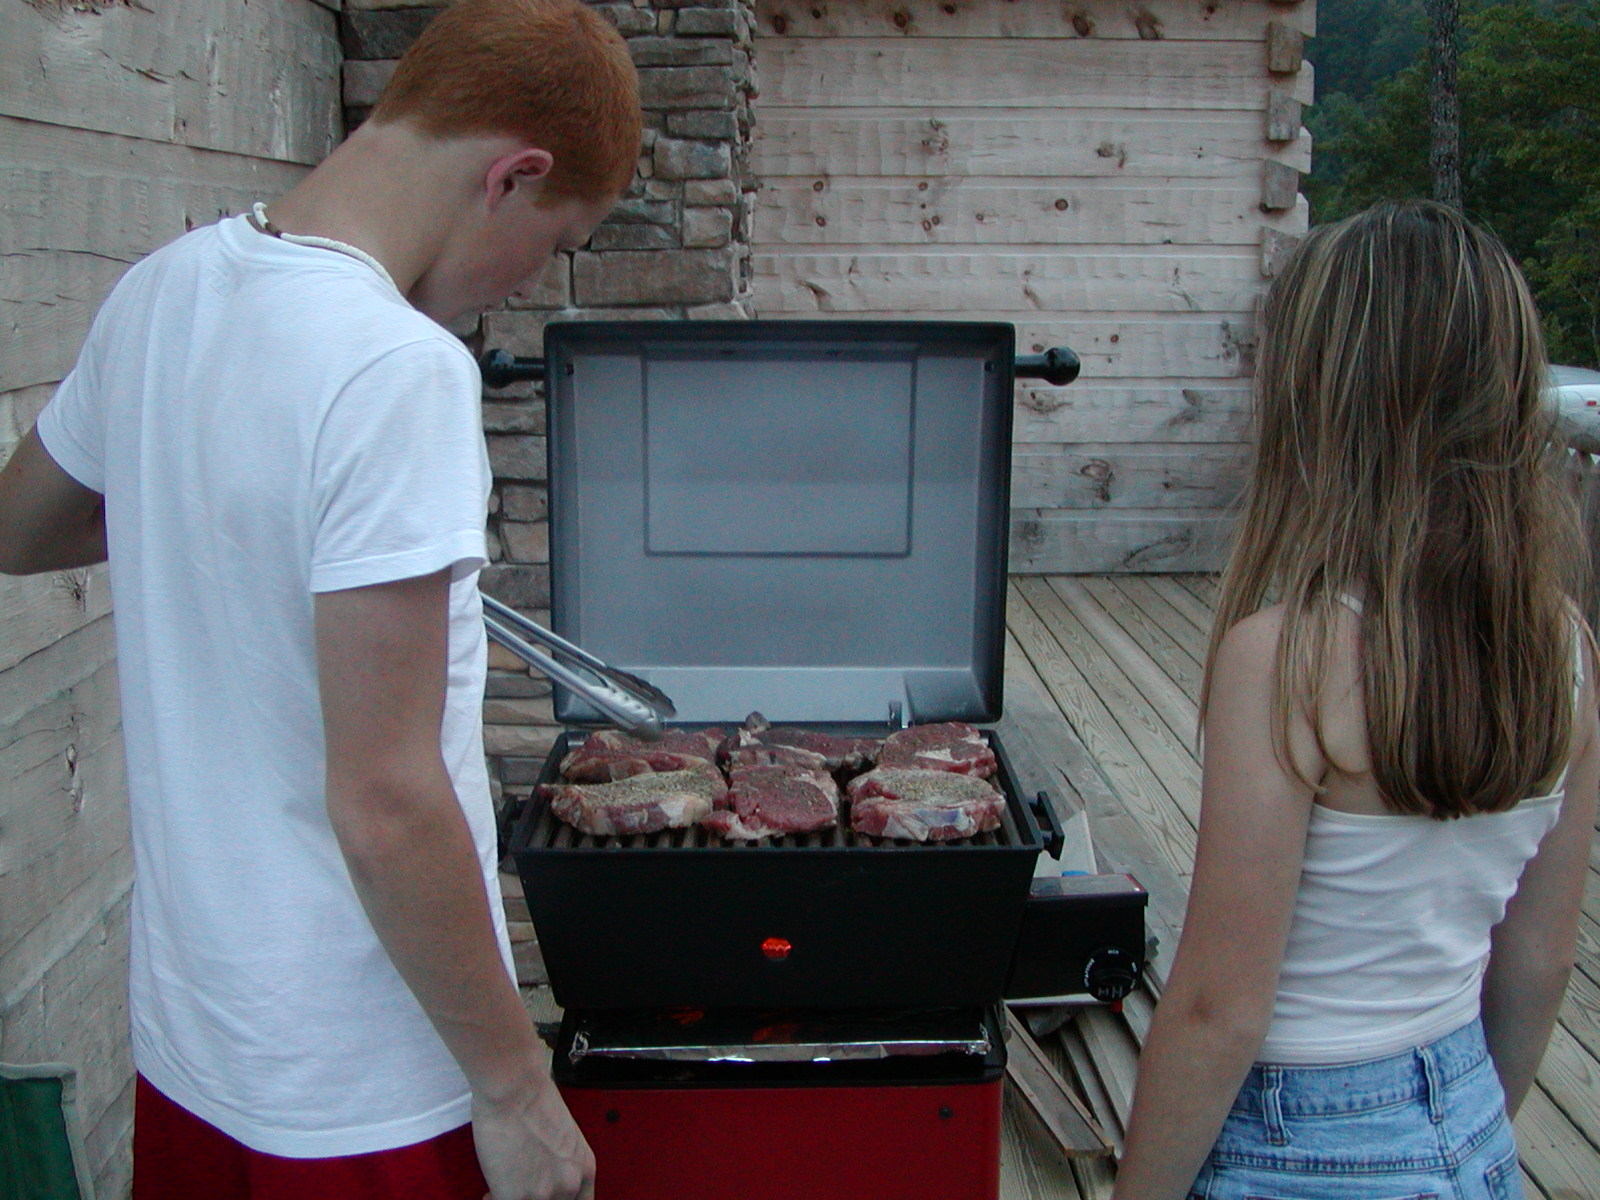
top-left (316, 570), bottom-right (593, 1200)
top-left (0, 426), bottom-right (107, 575)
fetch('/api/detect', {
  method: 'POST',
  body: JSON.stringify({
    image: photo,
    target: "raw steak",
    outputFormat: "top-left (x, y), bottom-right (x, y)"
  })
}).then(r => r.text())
top-left (719, 712), bottom-right (880, 773)
top-left (847, 768), bottom-right (1005, 842)
top-left (542, 765), bottom-right (728, 837)
top-left (559, 727), bottom-right (726, 783)
top-left (703, 764), bottom-right (840, 841)
top-left (875, 721), bottom-right (996, 777)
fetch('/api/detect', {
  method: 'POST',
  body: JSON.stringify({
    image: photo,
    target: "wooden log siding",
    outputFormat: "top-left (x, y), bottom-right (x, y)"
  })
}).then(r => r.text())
top-left (0, 2), bottom-right (341, 1193)
top-left (748, 0), bottom-right (1312, 572)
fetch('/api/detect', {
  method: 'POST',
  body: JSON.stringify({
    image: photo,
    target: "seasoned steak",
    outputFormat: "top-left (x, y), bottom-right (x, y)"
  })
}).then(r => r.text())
top-left (847, 768), bottom-right (1005, 842)
top-left (719, 712), bottom-right (879, 773)
top-left (703, 764), bottom-right (840, 841)
top-left (875, 721), bottom-right (996, 777)
top-left (542, 766), bottom-right (728, 837)
top-left (559, 727), bottom-right (726, 783)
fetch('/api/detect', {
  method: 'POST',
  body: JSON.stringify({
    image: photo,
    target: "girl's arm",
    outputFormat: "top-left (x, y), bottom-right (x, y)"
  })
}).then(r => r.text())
top-left (1480, 639), bottom-right (1599, 1116)
top-left (1111, 607), bottom-right (1320, 1200)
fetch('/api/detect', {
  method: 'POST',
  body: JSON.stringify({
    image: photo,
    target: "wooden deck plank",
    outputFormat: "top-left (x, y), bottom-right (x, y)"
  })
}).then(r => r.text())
top-left (1058, 1020), bottom-right (1126, 1158)
top-left (1074, 1008), bottom-right (1140, 1130)
top-left (1079, 576), bottom-right (1206, 704)
top-left (1007, 586), bottom-right (1199, 879)
top-left (1556, 965), bottom-right (1600, 1073)
top-left (1174, 572), bottom-right (1223, 608)
top-left (1102, 575), bottom-right (1212, 665)
top-left (1534, 1023), bottom-right (1600, 1158)
top-left (1513, 1084), bottom-right (1600, 1200)
top-left (1140, 574), bottom-right (1218, 644)
top-left (1576, 909), bottom-right (1600, 990)
top-left (1049, 576), bottom-right (1201, 750)
top-left (1016, 577), bottom-right (1202, 829)
top-left (1006, 1008), bottom-right (1114, 1158)
top-left (1001, 1090), bottom-right (1088, 1200)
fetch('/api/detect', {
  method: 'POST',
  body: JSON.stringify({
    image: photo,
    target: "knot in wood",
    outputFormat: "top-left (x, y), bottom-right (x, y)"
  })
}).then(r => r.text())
top-left (1134, 11), bottom-right (1163, 39)
top-left (1079, 460), bottom-right (1114, 504)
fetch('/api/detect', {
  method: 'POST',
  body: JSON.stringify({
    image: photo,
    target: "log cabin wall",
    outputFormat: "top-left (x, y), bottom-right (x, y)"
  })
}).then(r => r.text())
top-left (746, 0), bottom-right (1313, 571)
top-left (0, 2), bottom-right (341, 1193)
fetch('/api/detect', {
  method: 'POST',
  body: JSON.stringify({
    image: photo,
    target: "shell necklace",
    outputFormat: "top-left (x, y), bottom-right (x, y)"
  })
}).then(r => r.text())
top-left (247, 201), bottom-right (398, 293)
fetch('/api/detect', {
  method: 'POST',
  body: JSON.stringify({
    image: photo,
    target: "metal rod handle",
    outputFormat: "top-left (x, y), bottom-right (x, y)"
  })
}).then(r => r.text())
top-left (1014, 347), bottom-right (1080, 387)
top-left (479, 349), bottom-right (547, 389)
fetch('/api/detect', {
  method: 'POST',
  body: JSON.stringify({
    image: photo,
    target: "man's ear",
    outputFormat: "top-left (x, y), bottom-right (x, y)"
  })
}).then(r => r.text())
top-left (484, 146), bottom-right (555, 209)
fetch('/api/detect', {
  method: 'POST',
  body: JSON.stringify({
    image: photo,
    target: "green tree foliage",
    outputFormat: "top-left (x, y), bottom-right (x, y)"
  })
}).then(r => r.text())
top-left (1312, 0), bottom-right (1426, 98)
top-left (1309, 1), bottom-right (1600, 365)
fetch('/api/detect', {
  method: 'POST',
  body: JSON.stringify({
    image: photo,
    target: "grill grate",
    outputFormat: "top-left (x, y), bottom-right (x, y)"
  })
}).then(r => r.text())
top-left (527, 789), bottom-right (1025, 852)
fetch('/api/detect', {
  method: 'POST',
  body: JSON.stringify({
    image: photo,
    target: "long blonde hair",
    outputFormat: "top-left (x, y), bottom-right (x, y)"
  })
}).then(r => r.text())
top-left (1205, 200), bottom-right (1586, 817)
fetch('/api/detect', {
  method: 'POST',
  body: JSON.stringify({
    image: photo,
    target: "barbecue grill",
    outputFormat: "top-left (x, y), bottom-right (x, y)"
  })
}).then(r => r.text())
top-left (487, 320), bottom-right (1145, 1200)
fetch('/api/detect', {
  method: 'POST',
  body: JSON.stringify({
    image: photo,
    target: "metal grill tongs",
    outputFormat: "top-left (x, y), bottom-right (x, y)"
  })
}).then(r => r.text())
top-left (480, 593), bottom-right (676, 740)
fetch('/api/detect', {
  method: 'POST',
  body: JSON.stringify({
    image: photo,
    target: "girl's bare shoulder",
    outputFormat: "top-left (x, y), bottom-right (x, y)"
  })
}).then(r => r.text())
top-left (1312, 601), bottom-right (1377, 800)
top-left (1214, 599), bottom-right (1373, 793)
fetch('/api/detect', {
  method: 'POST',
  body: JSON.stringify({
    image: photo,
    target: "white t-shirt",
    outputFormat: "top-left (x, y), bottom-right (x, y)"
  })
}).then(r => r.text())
top-left (36, 214), bottom-right (507, 1157)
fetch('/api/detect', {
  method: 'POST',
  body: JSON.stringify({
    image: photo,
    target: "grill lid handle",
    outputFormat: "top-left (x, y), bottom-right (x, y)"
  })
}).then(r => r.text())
top-left (479, 349), bottom-right (547, 389)
top-left (1014, 347), bottom-right (1080, 387)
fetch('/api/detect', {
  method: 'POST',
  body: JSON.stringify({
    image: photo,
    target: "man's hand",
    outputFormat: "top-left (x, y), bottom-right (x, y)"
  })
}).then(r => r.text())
top-left (0, 426), bottom-right (106, 574)
top-left (473, 1076), bottom-right (596, 1200)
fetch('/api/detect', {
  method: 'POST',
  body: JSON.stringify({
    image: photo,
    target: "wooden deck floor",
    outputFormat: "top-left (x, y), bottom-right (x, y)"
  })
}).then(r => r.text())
top-left (1001, 574), bottom-right (1600, 1200)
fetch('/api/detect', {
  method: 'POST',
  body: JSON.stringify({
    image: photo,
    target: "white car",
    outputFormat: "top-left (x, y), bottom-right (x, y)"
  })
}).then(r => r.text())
top-left (1551, 365), bottom-right (1600, 453)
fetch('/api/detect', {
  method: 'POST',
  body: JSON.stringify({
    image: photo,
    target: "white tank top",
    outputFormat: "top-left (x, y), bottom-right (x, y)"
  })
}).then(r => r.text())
top-left (1257, 600), bottom-right (1578, 1065)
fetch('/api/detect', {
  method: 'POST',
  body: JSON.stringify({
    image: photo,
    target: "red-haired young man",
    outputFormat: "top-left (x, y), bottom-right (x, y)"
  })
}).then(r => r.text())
top-left (0, 3), bottom-right (640, 1198)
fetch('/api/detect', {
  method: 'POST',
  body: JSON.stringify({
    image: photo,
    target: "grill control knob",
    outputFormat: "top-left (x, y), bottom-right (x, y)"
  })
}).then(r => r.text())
top-left (1083, 946), bottom-right (1140, 1003)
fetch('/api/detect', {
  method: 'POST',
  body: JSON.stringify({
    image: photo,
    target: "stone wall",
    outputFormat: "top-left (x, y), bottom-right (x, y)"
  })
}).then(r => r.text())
top-left (342, 0), bottom-right (759, 797)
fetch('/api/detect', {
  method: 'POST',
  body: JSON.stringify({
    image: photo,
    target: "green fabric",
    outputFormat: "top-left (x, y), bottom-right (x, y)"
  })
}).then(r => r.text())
top-left (0, 1074), bottom-right (81, 1200)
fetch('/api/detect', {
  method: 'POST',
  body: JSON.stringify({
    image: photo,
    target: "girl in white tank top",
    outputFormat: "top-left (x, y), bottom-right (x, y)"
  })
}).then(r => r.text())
top-left (1111, 202), bottom-right (1599, 1200)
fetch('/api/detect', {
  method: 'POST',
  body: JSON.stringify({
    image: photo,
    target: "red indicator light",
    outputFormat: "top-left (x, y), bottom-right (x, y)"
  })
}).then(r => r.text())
top-left (761, 936), bottom-right (792, 961)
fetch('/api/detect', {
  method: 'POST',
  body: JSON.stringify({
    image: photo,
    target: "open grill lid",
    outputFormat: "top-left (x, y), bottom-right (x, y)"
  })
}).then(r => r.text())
top-left (539, 321), bottom-right (1020, 728)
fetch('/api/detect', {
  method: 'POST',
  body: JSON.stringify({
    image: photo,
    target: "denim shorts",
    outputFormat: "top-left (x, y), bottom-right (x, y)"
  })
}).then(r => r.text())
top-left (1188, 1020), bottom-right (1521, 1200)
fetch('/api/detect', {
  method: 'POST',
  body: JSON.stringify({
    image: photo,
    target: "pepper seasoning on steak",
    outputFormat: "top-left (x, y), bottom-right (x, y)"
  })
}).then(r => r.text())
top-left (542, 764), bottom-right (729, 837)
top-left (846, 768), bottom-right (1005, 842)
top-left (559, 727), bottom-right (726, 783)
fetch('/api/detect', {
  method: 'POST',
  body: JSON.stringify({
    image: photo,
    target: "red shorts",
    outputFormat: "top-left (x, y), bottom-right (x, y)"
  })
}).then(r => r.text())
top-left (132, 1075), bottom-right (488, 1200)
